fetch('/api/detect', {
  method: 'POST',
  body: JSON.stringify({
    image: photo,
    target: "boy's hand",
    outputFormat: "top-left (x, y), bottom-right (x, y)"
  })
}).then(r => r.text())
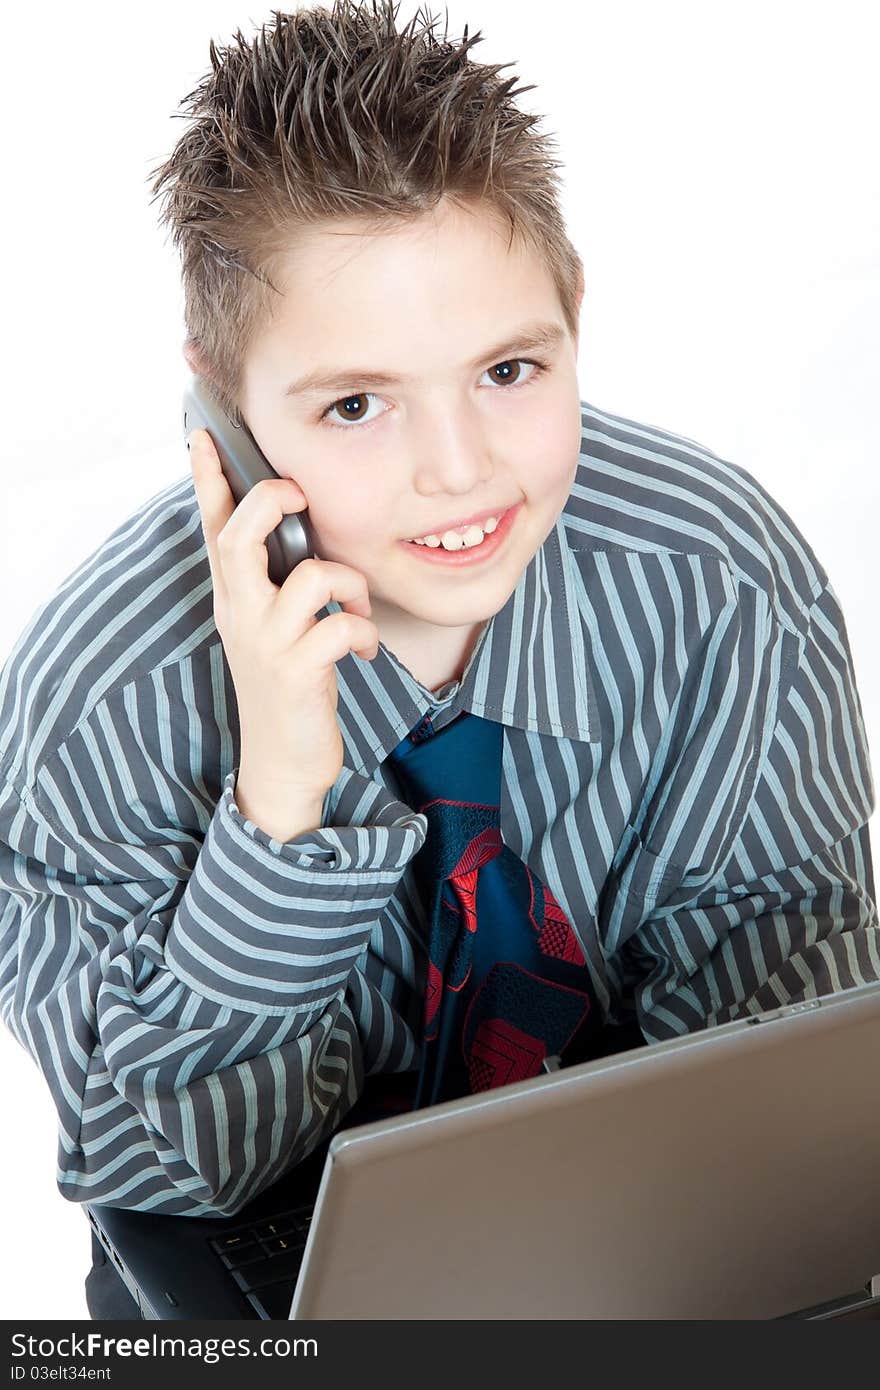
top-left (188, 428), bottom-right (379, 838)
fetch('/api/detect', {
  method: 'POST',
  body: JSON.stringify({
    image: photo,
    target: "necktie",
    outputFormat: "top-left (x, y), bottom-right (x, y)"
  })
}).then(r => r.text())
top-left (385, 708), bottom-right (600, 1110)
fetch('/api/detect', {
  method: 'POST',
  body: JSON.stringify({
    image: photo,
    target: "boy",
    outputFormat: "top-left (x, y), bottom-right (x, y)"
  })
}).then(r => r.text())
top-left (0, 0), bottom-right (877, 1319)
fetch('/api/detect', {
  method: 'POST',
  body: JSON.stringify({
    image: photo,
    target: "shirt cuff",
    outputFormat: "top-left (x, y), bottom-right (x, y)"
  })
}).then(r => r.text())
top-left (163, 768), bottom-right (427, 1013)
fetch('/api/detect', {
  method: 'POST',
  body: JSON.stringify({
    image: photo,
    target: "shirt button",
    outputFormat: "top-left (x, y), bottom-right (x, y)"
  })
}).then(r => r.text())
top-left (434, 681), bottom-right (458, 701)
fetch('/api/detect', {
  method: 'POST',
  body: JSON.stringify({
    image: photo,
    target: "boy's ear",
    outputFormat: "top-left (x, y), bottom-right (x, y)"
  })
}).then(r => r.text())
top-left (572, 261), bottom-right (585, 352)
top-left (574, 260), bottom-right (585, 315)
top-left (182, 337), bottom-right (212, 379)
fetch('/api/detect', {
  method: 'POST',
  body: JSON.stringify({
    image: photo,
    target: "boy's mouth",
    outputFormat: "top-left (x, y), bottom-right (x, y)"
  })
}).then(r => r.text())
top-left (402, 503), bottom-right (515, 546)
top-left (398, 504), bottom-right (520, 567)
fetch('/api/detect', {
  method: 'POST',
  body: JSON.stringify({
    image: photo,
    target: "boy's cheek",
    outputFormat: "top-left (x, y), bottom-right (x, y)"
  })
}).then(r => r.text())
top-left (304, 516), bottom-right (382, 571)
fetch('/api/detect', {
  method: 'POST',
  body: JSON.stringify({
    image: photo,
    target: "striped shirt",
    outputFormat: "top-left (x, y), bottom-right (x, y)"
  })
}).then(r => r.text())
top-left (0, 400), bottom-right (876, 1217)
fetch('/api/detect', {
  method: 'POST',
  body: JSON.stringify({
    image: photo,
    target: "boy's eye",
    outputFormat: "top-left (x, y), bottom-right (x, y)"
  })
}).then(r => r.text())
top-left (319, 357), bottom-right (549, 430)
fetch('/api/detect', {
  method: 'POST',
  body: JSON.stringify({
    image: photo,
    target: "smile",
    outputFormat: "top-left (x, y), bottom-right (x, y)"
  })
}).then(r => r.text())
top-left (398, 505), bottom-right (521, 568)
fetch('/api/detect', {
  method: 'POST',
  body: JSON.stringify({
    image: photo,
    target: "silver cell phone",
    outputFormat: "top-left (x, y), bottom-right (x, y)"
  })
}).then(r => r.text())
top-left (182, 374), bottom-right (316, 587)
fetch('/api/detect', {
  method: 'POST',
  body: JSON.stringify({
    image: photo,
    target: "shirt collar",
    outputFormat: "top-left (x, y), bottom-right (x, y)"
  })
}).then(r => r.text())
top-left (327, 508), bottom-right (597, 778)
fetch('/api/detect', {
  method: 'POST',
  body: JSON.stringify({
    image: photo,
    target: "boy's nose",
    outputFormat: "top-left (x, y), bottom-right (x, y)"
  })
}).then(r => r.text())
top-left (412, 432), bottom-right (495, 495)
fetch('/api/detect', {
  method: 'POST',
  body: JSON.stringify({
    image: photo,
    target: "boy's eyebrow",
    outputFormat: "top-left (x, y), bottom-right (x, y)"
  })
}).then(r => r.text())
top-left (282, 320), bottom-right (566, 398)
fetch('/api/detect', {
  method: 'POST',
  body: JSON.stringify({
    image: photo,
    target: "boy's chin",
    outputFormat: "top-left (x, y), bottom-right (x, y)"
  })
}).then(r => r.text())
top-left (383, 589), bottom-right (511, 632)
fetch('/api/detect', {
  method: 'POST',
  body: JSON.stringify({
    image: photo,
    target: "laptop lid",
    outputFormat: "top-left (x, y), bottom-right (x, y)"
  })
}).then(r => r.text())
top-left (289, 981), bottom-right (880, 1319)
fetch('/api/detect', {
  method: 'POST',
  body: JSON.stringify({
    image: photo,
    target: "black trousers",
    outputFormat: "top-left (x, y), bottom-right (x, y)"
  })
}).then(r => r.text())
top-left (85, 1229), bottom-right (142, 1320)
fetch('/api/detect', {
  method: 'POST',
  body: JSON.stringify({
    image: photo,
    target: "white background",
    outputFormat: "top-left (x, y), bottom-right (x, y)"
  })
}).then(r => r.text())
top-left (0, 0), bottom-right (877, 1319)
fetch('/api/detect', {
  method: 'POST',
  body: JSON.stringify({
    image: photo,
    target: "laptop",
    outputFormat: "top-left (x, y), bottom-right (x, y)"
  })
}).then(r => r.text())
top-left (87, 980), bottom-right (880, 1320)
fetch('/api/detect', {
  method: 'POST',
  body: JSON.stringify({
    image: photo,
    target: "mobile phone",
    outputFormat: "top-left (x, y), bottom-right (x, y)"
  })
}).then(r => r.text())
top-left (182, 374), bottom-right (316, 586)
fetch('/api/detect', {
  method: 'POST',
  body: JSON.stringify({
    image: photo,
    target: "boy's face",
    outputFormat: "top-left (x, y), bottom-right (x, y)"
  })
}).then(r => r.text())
top-left (238, 197), bottom-right (583, 677)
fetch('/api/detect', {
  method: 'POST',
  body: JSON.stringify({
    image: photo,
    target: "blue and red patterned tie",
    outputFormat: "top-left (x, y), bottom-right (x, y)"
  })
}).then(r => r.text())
top-left (386, 709), bottom-right (599, 1110)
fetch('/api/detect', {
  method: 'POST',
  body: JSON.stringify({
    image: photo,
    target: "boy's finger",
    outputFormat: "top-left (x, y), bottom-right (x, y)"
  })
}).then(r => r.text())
top-left (188, 430), bottom-right (232, 600)
top-left (190, 431), bottom-right (234, 520)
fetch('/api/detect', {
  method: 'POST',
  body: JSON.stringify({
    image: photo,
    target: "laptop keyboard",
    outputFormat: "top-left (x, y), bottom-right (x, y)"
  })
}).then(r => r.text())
top-left (209, 1203), bottom-right (314, 1319)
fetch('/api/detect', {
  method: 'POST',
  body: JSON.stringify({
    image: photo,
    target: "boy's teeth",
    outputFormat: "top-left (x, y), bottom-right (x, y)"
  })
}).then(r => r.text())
top-left (410, 515), bottom-right (501, 549)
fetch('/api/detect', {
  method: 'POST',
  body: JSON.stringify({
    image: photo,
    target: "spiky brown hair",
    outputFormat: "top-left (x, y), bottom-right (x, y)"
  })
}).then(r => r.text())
top-left (148, 0), bottom-right (583, 425)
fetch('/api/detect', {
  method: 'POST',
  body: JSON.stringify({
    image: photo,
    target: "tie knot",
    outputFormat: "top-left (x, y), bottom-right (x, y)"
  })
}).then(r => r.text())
top-left (386, 711), bottom-right (503, 812)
